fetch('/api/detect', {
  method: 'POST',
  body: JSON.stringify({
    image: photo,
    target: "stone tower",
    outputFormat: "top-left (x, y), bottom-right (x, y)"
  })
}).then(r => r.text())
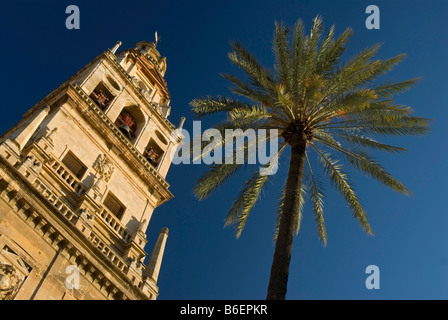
top-left (0, 40), bottom-right (183, 300)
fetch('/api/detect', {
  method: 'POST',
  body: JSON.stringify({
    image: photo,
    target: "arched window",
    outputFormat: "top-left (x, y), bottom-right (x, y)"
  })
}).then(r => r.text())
top-left (90, 82), bottom-right (114, 111)
top-left (114, 105), bottom-right (146, 143)
top-left (144, 139), bottom-right (164, 168)
top-left (115, 110), bottom-right (137, 140)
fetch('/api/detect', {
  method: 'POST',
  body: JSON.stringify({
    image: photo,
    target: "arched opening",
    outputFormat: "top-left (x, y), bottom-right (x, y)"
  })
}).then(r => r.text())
top-left (90, 82), bottom-right (115, 111)
top-left (144, 138), bottom-right (164, 168)
top-left (114, 105), bottom-right (146, 143)
top-left (115, 110), bottom-right (137, 140)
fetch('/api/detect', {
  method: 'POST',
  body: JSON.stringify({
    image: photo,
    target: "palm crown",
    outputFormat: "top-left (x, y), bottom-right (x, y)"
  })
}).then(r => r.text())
top-left (189, 16), bottom-right (430, 299)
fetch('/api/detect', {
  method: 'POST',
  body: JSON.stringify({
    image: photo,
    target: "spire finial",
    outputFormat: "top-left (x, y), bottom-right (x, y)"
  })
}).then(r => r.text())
top-left (155, 31), bottom-right (161, 47)
top-left (143, 227), bottom-right (169, 284)
top-left (111, 41), bottom-right (122, 54)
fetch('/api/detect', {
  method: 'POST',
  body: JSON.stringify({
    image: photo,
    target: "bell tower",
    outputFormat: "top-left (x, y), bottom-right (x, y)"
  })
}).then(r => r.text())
top-left (0, 39), bottom-right (183, 300)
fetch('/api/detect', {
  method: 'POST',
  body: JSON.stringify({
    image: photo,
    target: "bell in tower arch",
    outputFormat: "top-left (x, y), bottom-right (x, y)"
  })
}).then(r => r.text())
top-left (118, 124), bottom-right (132, 140)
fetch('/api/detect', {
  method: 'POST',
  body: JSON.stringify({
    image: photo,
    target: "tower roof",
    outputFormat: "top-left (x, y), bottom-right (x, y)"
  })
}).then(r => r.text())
top-left (134, 41), bottom-right (167, 76)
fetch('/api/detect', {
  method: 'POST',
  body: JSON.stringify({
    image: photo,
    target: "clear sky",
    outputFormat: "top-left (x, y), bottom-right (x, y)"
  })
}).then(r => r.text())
top-left (0, 0), bottom-right (447, 300)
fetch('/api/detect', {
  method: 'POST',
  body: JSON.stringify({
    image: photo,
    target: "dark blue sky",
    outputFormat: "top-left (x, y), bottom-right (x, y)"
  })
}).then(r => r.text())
top-left (1, 0), bottom-right (447, 299)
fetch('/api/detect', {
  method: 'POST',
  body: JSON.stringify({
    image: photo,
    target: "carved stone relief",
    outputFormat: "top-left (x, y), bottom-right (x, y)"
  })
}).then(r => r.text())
top-left (93, 154), bottom-right (114, 183)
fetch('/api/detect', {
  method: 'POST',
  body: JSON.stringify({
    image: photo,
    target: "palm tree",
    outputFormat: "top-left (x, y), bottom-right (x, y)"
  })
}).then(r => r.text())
top-left (189, 16), bottom-right (430, 300)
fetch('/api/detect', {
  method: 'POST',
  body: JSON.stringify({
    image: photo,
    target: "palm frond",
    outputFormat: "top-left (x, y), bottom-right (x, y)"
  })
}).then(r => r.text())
top-left (309, 88), bottom-right (379, 125)
top-left (314, 98), bottom-right (431, 137)
top-left (225, 171), bottom-right (270, 238)
top-left (220, 73), bottom-right (274, 106)
top-left (314, 26), bottom-right (353, 76)
top-left (313, 130), bottom-right (410, 195)
top-left (323, 130), bottom-right (406, 153)
top-left (314, 100), bottom-right (413, 128)
top-left (227, 104), bottom-right (274, 125)
top-left (296, 16), bottom-right (324, 116)
top-left (323, 116), bottom-right (431, 136)
top-left (228, 41), bottom-right (277, 95)
top-left (310, 142), bottom-right (373, 235)
top-left (226, 144), bottom-right (287, 238)
top-left (305, 152), bottom-right (327, 246)
top-left (306, 15), bottom-right (324, 70)
top-left (193, 163), bottom-right (243, 201)
top-left (304, 43), bottom-right (384, 118)
top-left (190, 96), bottom-right (252, 118)
top-left (316, 24), bottom-right (335, 68)
top-left (274, 183), bottom-right (306, 241)
top-left (273, 21), bottom-right (292, 86)
top-left (373, 78), bottom-right (421, 99)
top-left (291, 19), bottom-right (306, 107)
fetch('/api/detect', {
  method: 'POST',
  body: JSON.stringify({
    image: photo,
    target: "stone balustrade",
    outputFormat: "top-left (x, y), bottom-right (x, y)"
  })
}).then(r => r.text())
top-left (33, 179), bottom-right (77, 224)
top-left (44, 156), bottom-right (134, 246)
top-left (32, 178), bottom-right (131, 276)
top-left (88, 233), bottom-right (129, 274)
top-left (97, 206), bottom-right (132, 243)
top-left (46, 158), bottom-right (87, 197)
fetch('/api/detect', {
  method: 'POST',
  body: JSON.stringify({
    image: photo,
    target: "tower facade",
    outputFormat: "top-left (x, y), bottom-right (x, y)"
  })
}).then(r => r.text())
top-left (0, 40), bottom-right (183, 300)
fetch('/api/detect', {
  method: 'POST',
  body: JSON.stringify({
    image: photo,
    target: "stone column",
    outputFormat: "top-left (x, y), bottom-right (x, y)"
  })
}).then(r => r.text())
top-left (10, 105), bottom-right (51, 151)
top-left (143, 227), bottom-right (168, 284)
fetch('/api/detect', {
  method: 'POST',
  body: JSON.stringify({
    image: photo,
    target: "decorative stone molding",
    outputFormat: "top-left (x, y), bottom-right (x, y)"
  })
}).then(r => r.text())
top-left (45, 127), bottom-right (58, 144)
top-left (0, 264), bottom-right (22, 300)
top-left (22, 155), bottom-right (42, 174)
top-left (93, 154), bottom-right (114, 183)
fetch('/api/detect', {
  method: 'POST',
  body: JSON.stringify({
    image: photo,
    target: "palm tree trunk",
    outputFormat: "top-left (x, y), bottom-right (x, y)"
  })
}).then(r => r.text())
top-left (266, 131), bottom-right (307, 300)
